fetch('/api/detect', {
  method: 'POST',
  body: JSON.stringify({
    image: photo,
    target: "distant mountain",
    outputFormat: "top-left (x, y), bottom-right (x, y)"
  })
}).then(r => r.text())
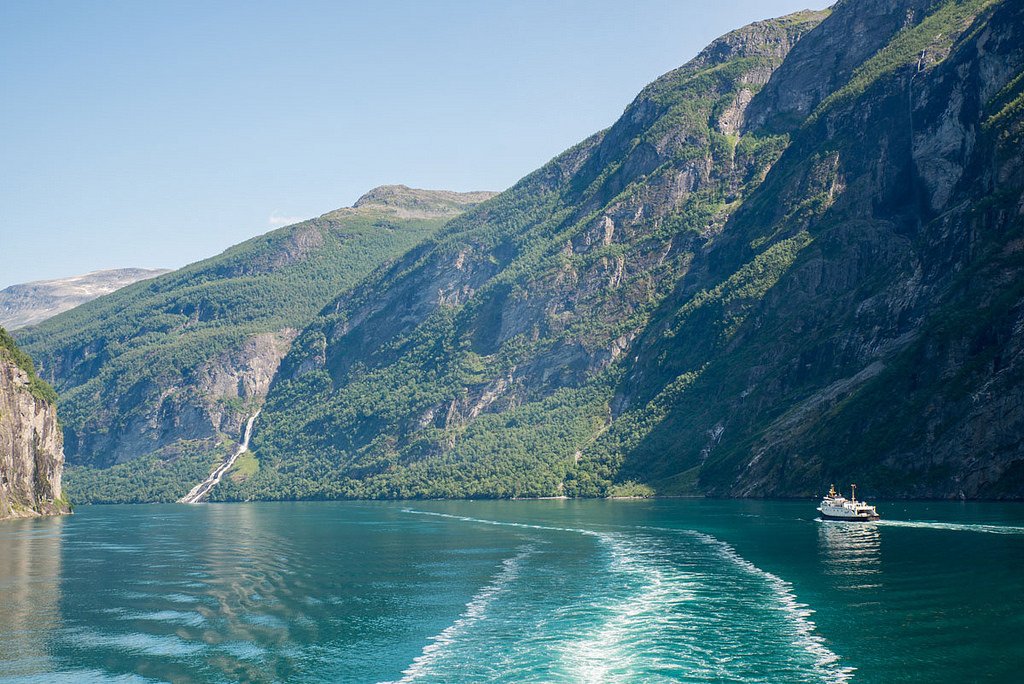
top-left (0, 268), bottom-right (170, 329)
top-left (352, 185), bottom-right (499, 218)
top-left (17, 187), bottom-right (494, 502)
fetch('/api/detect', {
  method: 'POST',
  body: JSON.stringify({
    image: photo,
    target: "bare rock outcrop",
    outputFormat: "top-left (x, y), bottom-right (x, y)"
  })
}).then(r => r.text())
top-left (0, 330), bottom-right (69, 519)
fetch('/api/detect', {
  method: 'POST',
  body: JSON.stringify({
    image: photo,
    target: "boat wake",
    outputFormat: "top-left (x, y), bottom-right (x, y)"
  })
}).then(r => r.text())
top-left (400, 508), bottom-right (601, 537)
top-left (557, 534), bottom-right (701, 682)
top-left (874, 519), bottom-right (1024, 535)
top-left (381, 545), bottom-right (535, 684)
top-left (689, 531), bottom-right (855, 683)
top-left (396, 509), bottom-right (853, 683)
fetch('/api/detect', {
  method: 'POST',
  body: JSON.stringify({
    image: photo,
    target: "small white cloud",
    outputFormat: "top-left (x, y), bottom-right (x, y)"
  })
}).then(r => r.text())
top-left (268, 213), bottom-right (305, 227)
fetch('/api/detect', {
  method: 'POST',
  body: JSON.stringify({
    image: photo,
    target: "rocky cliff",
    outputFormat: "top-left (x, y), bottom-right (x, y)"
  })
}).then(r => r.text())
top-left (0, 328), bottom-right (69, 518)
top-left (617, 0), bottom-right (1024, 499)
top-left (0, 268), bottom-right (169, 330)
top-left (226, 9), bottom-right (836, 500)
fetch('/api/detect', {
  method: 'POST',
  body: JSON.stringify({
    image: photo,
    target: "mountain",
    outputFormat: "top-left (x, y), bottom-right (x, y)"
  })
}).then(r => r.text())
top-left (17, 187), bottom-right (495, 503)
top-left (25, 0), bottom-right (1024, 505)
top-left (617, 0), bottom-right (1024, 500)
top-left (0, 268), bottom-right (170, 330)
top-left (0, 328), bottom-right (69, 518)
top-left (203, 0), bottom-right (1023, 503)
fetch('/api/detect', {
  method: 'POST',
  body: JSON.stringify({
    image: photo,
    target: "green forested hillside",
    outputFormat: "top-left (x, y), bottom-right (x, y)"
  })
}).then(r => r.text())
top-left (16, 187), bottom-right (494, 502)
top-left (217, 0), bottom-right (1024, 502)
top-left (34, 0), bottom-right (1024, 504)
top-left (214, 9), bottom-right (830, 500)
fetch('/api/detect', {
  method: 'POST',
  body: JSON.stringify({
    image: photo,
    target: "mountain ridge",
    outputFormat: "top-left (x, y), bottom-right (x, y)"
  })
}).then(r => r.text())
top-left (220, 8), bottom-right (837, 500)
top-left (349, 185), bottom-right (498, 218)
top-left (0, 268), bottom-right (170, 329)
top-left (18, 188), bottom-right (495, 503)
top-left (222, 0), bottom-right (1024, 502)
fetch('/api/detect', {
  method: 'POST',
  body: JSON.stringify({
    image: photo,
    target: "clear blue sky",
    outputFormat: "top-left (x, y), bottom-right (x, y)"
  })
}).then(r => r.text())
top-left (1, 0), bottom-right (830, 288)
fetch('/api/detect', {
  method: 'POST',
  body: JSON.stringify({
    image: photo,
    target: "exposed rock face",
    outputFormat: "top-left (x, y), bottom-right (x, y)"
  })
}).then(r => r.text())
top-left (618, 0), bottom-right (1024, 499)
top-left (0, 331), bottom-right (69, 519)
top-left (198, 330), bottom-right (298, 436)
top-left (0, 268), bottom-right (169, 330)
top-left (744, 0), bottom-right (944, 133)
top-left (89, 329), bottom-right (299, 466)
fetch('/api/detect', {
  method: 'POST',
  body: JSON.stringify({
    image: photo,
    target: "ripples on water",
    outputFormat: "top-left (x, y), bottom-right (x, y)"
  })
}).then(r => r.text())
top-left (0, 501), bottom-right (1022, 683)
top-left (818, 522), bottom-right (882, 591)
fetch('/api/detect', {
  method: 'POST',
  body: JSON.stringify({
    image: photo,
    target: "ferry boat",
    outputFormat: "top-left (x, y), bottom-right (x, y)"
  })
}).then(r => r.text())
top-left (817, 484), bottom-right (880, 521)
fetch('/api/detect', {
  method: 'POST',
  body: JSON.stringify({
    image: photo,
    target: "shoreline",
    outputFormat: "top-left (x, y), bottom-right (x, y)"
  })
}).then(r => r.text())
top-left (66, 494), bottom-right (1024, 508)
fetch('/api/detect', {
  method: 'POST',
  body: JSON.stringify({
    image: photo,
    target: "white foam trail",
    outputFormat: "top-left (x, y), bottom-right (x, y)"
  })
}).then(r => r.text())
top-left (874, 519), bottom-right (1024, 535)
top-left (403, 510), bottom-right (854, 683)
top-left (401, 508), bottom-right (602, 537)
top-left (560, 534), bottom-right (704, 682)
top-left (381, 545), bottom-right (534, 684)
top-left (688, 531), bottom-right (855, 684)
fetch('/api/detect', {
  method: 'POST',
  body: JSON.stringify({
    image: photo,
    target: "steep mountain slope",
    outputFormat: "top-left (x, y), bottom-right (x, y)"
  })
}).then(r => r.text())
top-left (0, 268), bottom-right (170, 330)
top-left (218, 9), bottom-right (831, 500)
top-left (0, 328), bottom-right (69, 518)
top-left (637, 0), bottom-right (1024, 499)
top-left (17, 187), bottom-right (493, 502)
top-left (222, 0), bottom-right (1024, 502)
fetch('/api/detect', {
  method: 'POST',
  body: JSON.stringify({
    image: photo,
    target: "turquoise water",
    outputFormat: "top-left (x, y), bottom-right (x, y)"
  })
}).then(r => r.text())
top-left (1, 500), bottom-right (1022, 683)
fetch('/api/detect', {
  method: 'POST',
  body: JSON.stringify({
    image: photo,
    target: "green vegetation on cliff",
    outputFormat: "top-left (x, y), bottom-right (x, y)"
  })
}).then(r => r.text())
top-left (212, 10), bottom-right (831, 502)
top-left (0, 327), bottom-right (58, 404)
top-left (64, 440), bottom-right (230, 504)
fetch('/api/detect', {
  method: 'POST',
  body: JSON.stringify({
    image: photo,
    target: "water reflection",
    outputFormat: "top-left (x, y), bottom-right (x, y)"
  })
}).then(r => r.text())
top-left (38, 503), bottom-right (508, 683)
top-left (818, 521), bottom-right (881, 590)
top-left (0, 516), bottom-right (64, 677)
top-left (74, 503), bottom-right (311, 683)
top-left (192, 501), bottom-right (306, 682)
top-left (2, 501), bottom-right (1022, 683)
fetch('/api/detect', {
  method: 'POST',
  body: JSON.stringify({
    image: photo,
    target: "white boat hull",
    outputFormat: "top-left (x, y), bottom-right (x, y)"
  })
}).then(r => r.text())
top-left (817, 508), bottom-right (879, 522)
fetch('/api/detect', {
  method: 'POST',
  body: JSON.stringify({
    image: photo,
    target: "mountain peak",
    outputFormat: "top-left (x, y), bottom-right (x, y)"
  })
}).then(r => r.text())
top-left (689, 8), bottom-right (829, 68)
top-left (349, 185), bottom-right (498, 219)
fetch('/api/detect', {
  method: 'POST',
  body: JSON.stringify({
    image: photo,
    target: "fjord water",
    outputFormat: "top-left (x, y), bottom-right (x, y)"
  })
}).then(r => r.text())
top-left (1, 501), bottom-right (1022, 683)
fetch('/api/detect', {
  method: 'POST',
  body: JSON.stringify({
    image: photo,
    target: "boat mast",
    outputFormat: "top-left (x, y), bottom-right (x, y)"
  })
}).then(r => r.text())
top-left (851, 484), bottom-right (857, 502)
